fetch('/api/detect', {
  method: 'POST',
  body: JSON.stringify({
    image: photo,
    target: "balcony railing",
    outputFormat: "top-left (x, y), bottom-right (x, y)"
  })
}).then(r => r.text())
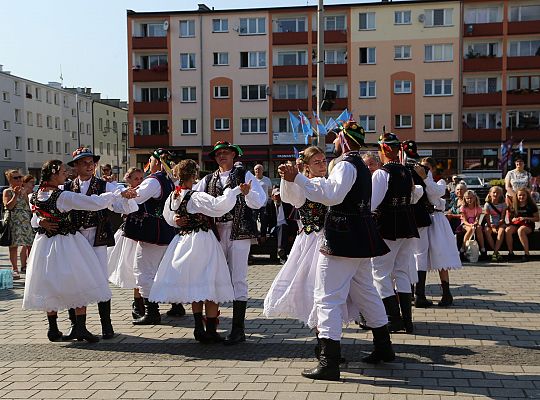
top-left (133, 134), bottom-right (169, 148)
top-left (311, 97), bottom-right (348, 111)
top-left (132, 36), bottom-right (167, 49)
top-left (133, 67), bottom-right (169, 82)
top-left (312, 30), bottom-right (348, 43)
top-left (507, 56), bottom-right (540, 71)
top-left (507, 128), bottom-right (540, 141)
top-left (463, 23), bottom-right (503, 37)
top-left (272, 98), bottom-right (308, 112)
top-left (133, 101), bottom-right (169, 114)
top-left (463, 57), bottom-right (502, 72)
top-left (312, 63), bottom-right (347, 77)
top-left (462, 93), bottom-right (502, 107)
top-left (508, 20), bottom-right (540, 35)
top-left (462, 128), bottom-right (502, 142)
top-left (272, 31), bottom-right (309, 45)
top-left (507, 91), bottom-right (540, 106)
top-left (273, 65), bottom-right (309, 78)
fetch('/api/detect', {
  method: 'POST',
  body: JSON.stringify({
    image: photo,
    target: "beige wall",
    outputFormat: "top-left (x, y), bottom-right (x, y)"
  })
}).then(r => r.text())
top-left (93, 102), bottom-right (128, 177)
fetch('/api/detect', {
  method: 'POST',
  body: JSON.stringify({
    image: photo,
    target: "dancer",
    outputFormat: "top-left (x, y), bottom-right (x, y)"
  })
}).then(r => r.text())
top-left (150, 160), bottom-right (251, 343)
top-left (194, 141), bottom-right (266, 345)
top-left (23, 160), bottom-right (136, 342)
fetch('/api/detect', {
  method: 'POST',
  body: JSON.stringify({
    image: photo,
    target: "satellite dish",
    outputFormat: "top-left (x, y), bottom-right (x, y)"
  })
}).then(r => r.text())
top-left (163, 21), bottom-right (169, 31)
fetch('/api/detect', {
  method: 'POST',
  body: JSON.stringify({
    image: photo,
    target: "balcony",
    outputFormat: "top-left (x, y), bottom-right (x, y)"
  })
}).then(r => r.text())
top-left (133, 68), bottom-right (169, 82)
top-left (272, 32), bottom-right (309, 45)
top-left (463, 57), bottom-right (502, 72)
top-left (508, 129), bottom-right (540, 141)
top-left (132, 36), bottom-right (167, 49)
top-left (273, 65), bottom-right (309, 78)
top-left (311, 97), bottom-right (348, 110)
top-left (507, 56), bottom-right (540, 71)
top-left (133, 134), bottom-right (169, 148)
top-left (312, 63), bottom-right (347, 77)
top-left (507, 91), bottom-right (540, 106)
top-left (462, 128), bottom-right (502, 142)
top-left (312, 30), bottom-right (348, 43)
top-left (462, 93), bottom-right (502, 107)
top-left (272, 98), bottom-right (308, 112)
top-left (463, 23), bottom-right (503, 37)
top-left (508, 20), bottom-right (540, 35)
top-left (133, 101), bottom-right (169, 114)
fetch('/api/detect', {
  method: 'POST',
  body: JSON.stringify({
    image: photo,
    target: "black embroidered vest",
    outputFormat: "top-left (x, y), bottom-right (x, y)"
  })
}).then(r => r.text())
top-left (298, 199), bottom-right (327, 234)
top-left (406, 162), bottom-right (433, 228)
top-left (204, 166), bottom-right (258, 240)
top-left (320, 152), bottom-right (390, 258)
top-left (374, 162), bottom-right (419, 240)
top-left (30, 190), bottom-right (79, 238)
top-left (172, 190), bottom-right (212, 235)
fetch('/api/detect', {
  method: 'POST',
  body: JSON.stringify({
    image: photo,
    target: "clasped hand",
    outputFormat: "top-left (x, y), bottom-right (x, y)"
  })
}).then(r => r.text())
top-left (120, 188), bottom-right (138, 199)
top-left (278, 164), bottom-right (298, 182)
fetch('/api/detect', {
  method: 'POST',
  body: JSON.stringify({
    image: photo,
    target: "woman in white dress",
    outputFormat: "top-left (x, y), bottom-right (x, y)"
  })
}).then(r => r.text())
top-left (23, 160), bottom-right (137, 342)
top-left (149, 159), bottom-right (251, 343)
top-left (107, 167), bottom-right (145, 318)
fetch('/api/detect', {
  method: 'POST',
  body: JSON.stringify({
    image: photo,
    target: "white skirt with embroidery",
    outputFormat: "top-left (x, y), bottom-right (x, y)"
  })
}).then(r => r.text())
top-left (107, 229), bottom-right (138, 289)
top-left (428, 212), bottom-right (463, 271)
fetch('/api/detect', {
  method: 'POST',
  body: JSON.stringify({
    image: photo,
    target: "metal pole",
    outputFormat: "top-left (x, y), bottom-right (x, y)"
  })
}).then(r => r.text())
top-left (315, 0), bottom-right (324, 148)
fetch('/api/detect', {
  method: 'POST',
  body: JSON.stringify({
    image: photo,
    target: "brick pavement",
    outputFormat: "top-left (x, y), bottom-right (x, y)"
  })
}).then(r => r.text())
top-left (0, 247), bottom-right (539, 399)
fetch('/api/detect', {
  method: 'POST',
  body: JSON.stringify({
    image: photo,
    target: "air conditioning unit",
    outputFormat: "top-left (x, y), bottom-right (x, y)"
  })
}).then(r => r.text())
top-left (418, 14), bottom-right (425, 23)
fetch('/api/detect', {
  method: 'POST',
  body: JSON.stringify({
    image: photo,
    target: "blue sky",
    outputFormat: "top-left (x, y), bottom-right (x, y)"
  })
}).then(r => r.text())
top-left (1, 0), bottom-right (377, 100)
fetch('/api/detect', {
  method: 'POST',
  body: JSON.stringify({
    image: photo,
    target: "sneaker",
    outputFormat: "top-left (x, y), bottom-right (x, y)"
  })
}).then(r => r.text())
top-left (491, 252), bottom-right (499, 262)
top-left (478, 251), bottom-right (489, 261)
top-left (521, 254), bottom-right (530, 263)
top-left (507, 252), bottom-right (516, 261)
top-left (12, 270), bottom-right (21, 280)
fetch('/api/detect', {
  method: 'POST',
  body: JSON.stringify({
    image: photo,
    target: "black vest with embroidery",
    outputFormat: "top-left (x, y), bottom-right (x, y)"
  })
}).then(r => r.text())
top-left (320, 152), bottom-right (390, 258)
top-left (204, 166), bottom-right (258, 240)
top-left (64, 177), bottom-right (107, 229)
top-left (406, 162), bottom-right (433, 228)
top-left (30, 190), bottom-right (79, 237)
top-left (374, 162), bottom-right (419, 240)
top-left (172, 190), bottom-right (212, 235)
top-left (298, 199), bottom-right (327, 234)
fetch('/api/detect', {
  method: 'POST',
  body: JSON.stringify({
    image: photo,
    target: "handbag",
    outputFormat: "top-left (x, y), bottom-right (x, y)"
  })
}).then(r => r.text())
top-left (465, 233), bottom-right (479, 263)
top-left (0, 207), bottom-right (12, 247)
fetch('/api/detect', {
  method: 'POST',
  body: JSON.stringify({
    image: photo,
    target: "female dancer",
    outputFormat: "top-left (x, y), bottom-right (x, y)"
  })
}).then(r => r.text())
top-left (149, 159), bottom-right (250, 343)
top-left (23, 160), bottom-right (136, 342)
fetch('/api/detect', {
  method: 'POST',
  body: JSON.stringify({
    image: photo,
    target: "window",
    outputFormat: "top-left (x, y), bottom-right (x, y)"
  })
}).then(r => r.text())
top-left (394, 80), bottom-right (412, 94)
top-left (213, 86), bottom-right (229, 98)
top-left (213, 52), bottom-right (229, 66)
top-left (180, 53), bottom-right (196, 69)
top-left (425, 44), bottom-right (453, 62)
top-left (359, 47), bottom-right (376, 64)
top-left (139, 23), bottom-right (166, 37)
top-left (424, 79), bottom-right (452, 96)
top-left (508, 75), bottom-right (540, 91)
top-left (47, 140), bottom-right (53, 154)
top-left (82, 122), bottom-right (87, 133)
top-left (26, 111), bottom-right (33, 126)
top-left (212, 18), bottom-right (228, 32)
top-left (35, 87), bottom-right (41, 101)
top-left (359, 115), bottom-right (376, 132)
top-left (46, 90), bottom-right (51, 103)
top-left (37, 139), bottom-right (43, 152)
top-left (508, 111), bottom-right (540, 130)
top-left (510, 5), bottom-right (540, 22)
top-left (359, 81), bottom-right (376, 98)
top-left (325, 83), bottom-right (347, 98)
top-left (27, 138), bottom-right (34, 152)
top-left (141, 88), bottom-right (168, 102)
top-left (99, 118), bottom-right (103, 131)
top-left (63, 119), bottom-right (69, 131)
top-left (240, 51), bottom-right (266, 68)
top-left (394, 10), bottom-right (411, 25)
top-left (140, 55), bottom-right (168, 69)
top-left (277, 117), bottom-right (291, 133)
top-left (106, 143), bottom-right (111, 155)
top-left (395, 115), bottom-right (413, 128)
top-left (276, 83), bottom-right (307, 99)
top-left (137, 120), bottom-right (168, 135)
top-left (425, 9), bottom-right (453, 27)
top-left (113, 121), bottom-right (117, 133)
top-left (464, 112), bottom-right (499, 129)
top-left (4, 149), bottom-right (11, 159)
top-left (465, 7), bottom-right (500, 24)
top-left (56, 141), bottom-right (61, 154)
top-left (465, 77), bottom-right (498, 94)
top-left (14, 81), bottom-right (20, 95)
top-left (26, 85), bottom-right (33, 99)
top-left (214, 118), bottom-right (230, 131)
top-left (65, 143), bottom-right (70, 155)
top-left (424, 113), bottom-right (452, 131)
top-left (72, 131), bottom-right (77, 139)
top-left (47, 115), bottom-right (54, 129)
top-left (36, 113), bottom-right (42, 127)
top-left (2, 91), bottom-right (9, 102)
top-left (179, 20), bottom-right (195, 37)
top-left (55, 117), bottom-right (61, 130)
top-left (54, 93), bottom-right (59, 105)
top-left (63, 95), bottom-right (68, 107)
top-left (277, 51), bottom-right (307, 66)
top-left (99, 142), bottom-right (103, 154)
top-left (325, 15), bottom-right (346, 31)
top-left (72, 108), bottom-right (76, 117)
top-left (2, 121), bottom-right (10, 131)
top-left (182, 119), bottom-right (197, 135)
top-left (394, 45), bottom-right (411, 60)
top-left (181, 87), bottom-right (196, 102)
top-left (239, 17), bottom-right (266, 35)
top-left (241, 85), bottom-right (266, 101)
top-left (509, 40), bottom-right (540, 57)
top-left (113, 144), bottom-right (117, 156)
top-left (276, 18), bottom-right (306, 33)
top-left (14, 109), bottom-right (21, 123)
top-left (241, 118), bottom-right (266, 134)
top-left (325, 49), bottom-right (346, 64)
top-left (86, 124), bottom-right (91, 134)
top-left (359, 12), bottom-right (376, 30)
top-left (466, 42), bottom-right (499, 58)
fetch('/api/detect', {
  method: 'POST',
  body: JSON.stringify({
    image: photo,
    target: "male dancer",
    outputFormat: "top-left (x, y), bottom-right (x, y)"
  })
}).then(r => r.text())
top-left (194, 141), bottom-right (266, 345)
top-left (280, 121), bottom-right (394, 381)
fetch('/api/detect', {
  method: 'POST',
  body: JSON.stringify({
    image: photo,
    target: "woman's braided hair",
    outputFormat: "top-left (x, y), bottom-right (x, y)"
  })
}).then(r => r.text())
top-left (173, 159), bottom-right (199, 186)
top-left (40, 159), bottom-right (63, 186)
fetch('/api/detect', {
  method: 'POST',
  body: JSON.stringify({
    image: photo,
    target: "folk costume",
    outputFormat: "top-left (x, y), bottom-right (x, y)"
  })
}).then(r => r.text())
top-left (193, 141), bottom-right (266, 345)
top-left (107, 221), bottom-right (138, 290)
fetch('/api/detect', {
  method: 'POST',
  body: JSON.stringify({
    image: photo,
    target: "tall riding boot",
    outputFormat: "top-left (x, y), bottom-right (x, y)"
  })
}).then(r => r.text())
top-left (98, 300), bottom-right (115, 339)
top-left (193, 312), bottom-right (210, 343)
top-left (166, 303), bottom-right (186, 317)
top-left (132, 299), bottom-right (161, 325)
top-left (224, 300), bottom-right (247, 345)
top-left (301, 338), bottom-right (341, 381)
top-left (382, 295), bottom-right (404, 332)
top-left (315, 332), bottom-right (347, 364)
top-left (62, 308), bottom-right (77, 341)
top-left (73, 314), bottom-right (100, 343)
top-left (414, 271), bottom-right (433, 308)
top-left (438, 281), bottom-right (453, 307)
top-left (205, 317), bottom-right (223, 343)
top-left (47, 314), bottom-right (63, 342)
top-left (362, 325), bottom-right (396, 364)
top-left (398, 293), bottom-right (414, 334)
top-left (132, 297), bottom-right (145, 319)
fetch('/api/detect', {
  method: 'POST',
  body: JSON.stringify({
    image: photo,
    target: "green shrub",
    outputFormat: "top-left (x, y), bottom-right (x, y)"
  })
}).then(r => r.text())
top-left (489, 179), bottom-right (505, 188)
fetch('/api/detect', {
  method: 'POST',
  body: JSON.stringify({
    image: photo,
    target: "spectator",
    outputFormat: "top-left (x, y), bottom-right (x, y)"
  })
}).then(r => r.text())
top-left (101, 164), bottom-right (117, 183)
top-left (361, 152), bottom-right (381, 174)
top-left (483, 186), bottom-right (507, 262)
top-left (253, 164), bottom-right (272, 198)
top-left (505, 156), bottom-right (531, 207)
top-left (505, 188), bottom-right (539, 262)
top-left (447, 175), bottom-right (460, 196)
top-left (460, 190), bottom-right (487, 261)
top-left (22, 175), bottom-right (36, 193)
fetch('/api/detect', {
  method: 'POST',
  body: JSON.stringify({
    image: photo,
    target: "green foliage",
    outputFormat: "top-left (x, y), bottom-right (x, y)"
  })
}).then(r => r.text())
top-left (489, 179), bottom-right (505, 188)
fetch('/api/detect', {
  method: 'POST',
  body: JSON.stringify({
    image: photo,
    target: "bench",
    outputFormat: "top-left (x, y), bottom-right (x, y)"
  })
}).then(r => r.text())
top-left (457, 230), bottom-right (540, 252)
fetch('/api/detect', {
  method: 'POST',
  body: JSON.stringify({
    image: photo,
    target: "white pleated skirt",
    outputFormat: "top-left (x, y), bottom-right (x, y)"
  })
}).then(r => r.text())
top-left (107, 230), bottom-right (138, 289)
top-left (428, 212), bottom-right (463, 271)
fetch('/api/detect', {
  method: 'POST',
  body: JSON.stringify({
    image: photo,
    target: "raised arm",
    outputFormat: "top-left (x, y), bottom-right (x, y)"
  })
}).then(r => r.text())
top-left (187, 187), bottom-right (242, 217)
top-left (280, 179), bottom-right (306, 208)
top-left (56, 191), bottom-right (116, 212)
top-left (244, 171), bottom-right (267, 209)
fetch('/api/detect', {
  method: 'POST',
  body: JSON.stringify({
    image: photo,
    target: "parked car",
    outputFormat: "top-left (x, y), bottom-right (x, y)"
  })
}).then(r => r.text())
top-left (456, 175), bottom-right (491, 202)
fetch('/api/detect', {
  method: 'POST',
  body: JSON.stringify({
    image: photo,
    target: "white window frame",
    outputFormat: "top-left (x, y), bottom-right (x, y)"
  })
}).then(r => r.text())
top-left (181, 86), bottom-right (196, 102)
top-left (464, 7), bottom-right (500, 24)
top-left (179, 20), bottom-right (195, 37)
top-left (359, 47), bottom-right (376, 64)
top-left (466, 42), bottom-right (500, 58)
top-left (240, 51), bottom-right (266, 68)
top-left (241, 118), bottom-right (267, 134)
top-left (212, 18), bottom-right (228, 32)
top-left (510, 5), bottom-right (540, 22)
top-left (2, 91), bottom-right (9, 102)
top-left (239, 17), bottom-right (266, 35)
top-left (47, 140), bottom-right (53, 154)
top-left (276, 83), bottom-right (307, 100)
top-left (37, 139), bottom-right (43, 153)
top-left (359, 115), bottom-right (376, 132)
top-left (276, 17), bottom-right (306, 33)
top-left (359, 81), bottom-right (376, 98)
top-left (424, 79), bottom-right (453, 96)
top-left (36, 113), bottom-right (42, 127)
top-left (359, 12), bottom-right (376, 30)
top-left (324, 15), bottom-right (346, 31)
top-left (214, 118), bottom-right (230, 131)
top-left (35, 87), bottom-right (41, 101)
top-left (509, 40), bottom-right (540, 57)
top-left (464, 112), bottom-right (500, 129)
top-left (394, 80), bottom-right (412, 94)
top-left (394, 10), bottom-right (412, 25)
top-left (325, 83), bottom-right (347, 98)
top-left (182, 119), bottom-right (197, 135)
top-left (56, 141), bottom-right (61, 154)
top-left (424, 113), bottom-right (453, 131)
top-left (241, 85), bottom-right (267, 101)
top-left (180, 53), bottom-right (196, 70)
top-left (2, 120), bottom-right (10, 131)
top-left (26, 111), bottom-right (33, 126)
top-left (14, 109), bottom-right (21, 124)
top-left (4, 149), bottom-right (11, 160)
top-left (424, 44), bottom-right (453, 62)
top-left (14, 81), bottom-right (20, 96)
top-left (55, 117), bottom-right (61, 130)
top-left (213, 52), bottom-right (229, 66)
top-left (395, 115), bottom-right (413, 128)
top-left (27, 138), bottom-right (34, 152)
top-left (65, 143), bottom-right (70, 155)
top-left (465, 77), bottom-right (498, 94)
top-left (277, 51), bottom-right (307, 66)
top-left (324, 49), bottom-right (347, 64)
top-left (213, 86), bottom-right (229, 99)
top-left (394, 45), bottom-right (411, 60)
top-left (424, 9), bottom-right (453, 27)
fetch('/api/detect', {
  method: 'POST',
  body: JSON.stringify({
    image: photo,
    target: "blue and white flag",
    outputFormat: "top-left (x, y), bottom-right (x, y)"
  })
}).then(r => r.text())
top-left (289, 111), bottom-right (300, 141)
top-left (312, 111), bottom-right (328, 136)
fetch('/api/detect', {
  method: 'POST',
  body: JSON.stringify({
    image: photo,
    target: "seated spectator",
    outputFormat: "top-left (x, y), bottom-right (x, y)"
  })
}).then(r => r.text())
top-left (460, 190), bottom-right (487, 261)
top-left (483, 186), bottom-right (507, 261)
top-left (505, 188), bottom-right (539, 262)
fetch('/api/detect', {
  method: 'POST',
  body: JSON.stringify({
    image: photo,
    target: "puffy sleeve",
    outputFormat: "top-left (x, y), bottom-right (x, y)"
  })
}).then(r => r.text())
top-left (371, 169), bottom-right (389, 211)
top-left (163, 193), bottom-right (178, 228)
top-left (410, 185), bottom-right (424, 205)
top-left (280, 179), bottom-right (306, 208)
top-left (244, 171), bottom-right (267, 209)
top-left (192, 177), bottom-right (207, 192)
top-left (135, 178), bottom-right (162, 204)
top-left (56, 191), bottom-right (116, 213)
top-left (294, 161), bottom-right (356, 206)
top-left (424, 173), bottom-right (446, 204)
top-left (186, 187), bottom-right (241, 217)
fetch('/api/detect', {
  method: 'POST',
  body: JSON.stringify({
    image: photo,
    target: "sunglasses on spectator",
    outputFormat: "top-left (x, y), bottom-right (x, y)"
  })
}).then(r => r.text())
top-left (12, 176), bottom-right (22, 180)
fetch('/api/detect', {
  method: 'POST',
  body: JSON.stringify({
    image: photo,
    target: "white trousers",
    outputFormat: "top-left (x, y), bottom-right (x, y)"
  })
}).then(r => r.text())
top-left (133, 242), bottom-right (168, 298)
top-left (372, 238), bottom-right (416, 298)
top-left (217, 222), bottom-right (251, 301)
top-left (413, 227), bottom-right (429, 272)
top-left (315, 254), bottom-right (388, 341)
top-left (79, 227), bottom-right (109, 285)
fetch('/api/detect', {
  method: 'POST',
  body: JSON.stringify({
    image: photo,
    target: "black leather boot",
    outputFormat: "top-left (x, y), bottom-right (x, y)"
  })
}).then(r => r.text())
top-left (132, 297), bottom-right (145, 319)
top-left (398, 293), bottom-right (414, 334)
top-left (47, 315), bottom-right (63, 342)
top-left (362, 325), bottom-right (396, 364)
top-left (62, 308), bottom-right (77, 341)
top-left (166, 303), bottom-right (186, 317)
top-left (224, 301), bottom-right (247, 345)
top-left (132, 299), bottom-right (161, 325)
top-left (193, 312), bottom-right (210, 343)
top-left (382, 295), bottom-right (404, 332)
top-left (98, 300), bottom-right (116, 340)
top-left (205, 317), bottom-right (223, 343)
top-left (438, 281), bottom-right (453, 307)
top-left (301, 338), bottom-right (341, 381)
top-left (74, 314), bottom-right (100, 343)
top-left (415, 271), bottom-right (433, 308)
top-left (315, 332), bottom-right (347, 364)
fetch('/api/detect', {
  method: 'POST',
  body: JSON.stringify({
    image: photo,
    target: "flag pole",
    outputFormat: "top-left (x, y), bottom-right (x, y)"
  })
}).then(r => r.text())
top-left (315, 0), bottom-right (324, 149)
